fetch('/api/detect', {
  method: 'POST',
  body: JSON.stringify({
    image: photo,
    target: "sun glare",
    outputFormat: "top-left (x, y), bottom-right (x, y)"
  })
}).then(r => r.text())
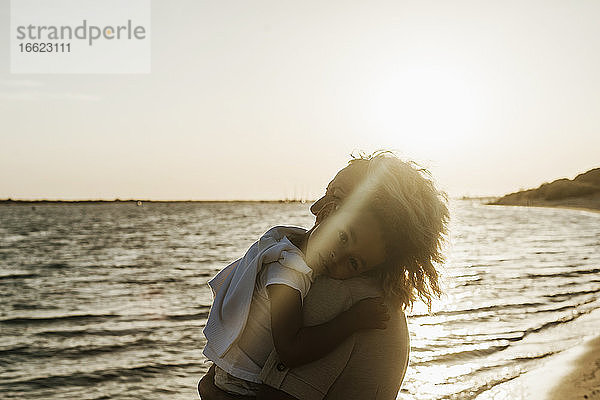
top-left (367, 66), bottom-right (482, 154)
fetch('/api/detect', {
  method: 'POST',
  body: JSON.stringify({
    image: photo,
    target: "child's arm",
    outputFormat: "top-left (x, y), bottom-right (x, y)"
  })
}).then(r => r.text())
top-left (267, 283), bottom-right (389, 369)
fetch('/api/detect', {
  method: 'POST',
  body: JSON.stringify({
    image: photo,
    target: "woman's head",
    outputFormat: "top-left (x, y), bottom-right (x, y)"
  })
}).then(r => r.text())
top-left (310, 160), bottom-right (369, 223)
top-left (310, 151), bottom-right (449, 310)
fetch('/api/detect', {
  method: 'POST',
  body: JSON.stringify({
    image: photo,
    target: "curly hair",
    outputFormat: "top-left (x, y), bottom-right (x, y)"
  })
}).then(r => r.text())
top-left (321, 151), bottom-right (449, 311)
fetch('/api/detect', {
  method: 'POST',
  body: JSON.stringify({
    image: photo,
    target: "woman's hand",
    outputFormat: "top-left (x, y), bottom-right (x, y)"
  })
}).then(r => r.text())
top-left (347, 297), bottom-right (390, 331)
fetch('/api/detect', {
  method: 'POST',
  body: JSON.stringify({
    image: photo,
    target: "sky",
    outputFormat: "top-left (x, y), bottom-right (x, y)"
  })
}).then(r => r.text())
top-left (1, 0), bottom-right (599, 200)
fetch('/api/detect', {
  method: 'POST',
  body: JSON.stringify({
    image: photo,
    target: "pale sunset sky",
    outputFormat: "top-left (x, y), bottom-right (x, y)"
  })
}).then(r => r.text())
top-left (1, 0), bottom-right (599, 200)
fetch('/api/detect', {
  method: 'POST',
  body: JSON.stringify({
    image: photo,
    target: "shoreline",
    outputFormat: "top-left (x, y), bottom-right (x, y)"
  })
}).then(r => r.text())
top-left (549, 335), bottom-right (600, 400)
top-left (474, 335), bottom-right (600, 400)
top-left (474, 304), bottom-right (600, 400)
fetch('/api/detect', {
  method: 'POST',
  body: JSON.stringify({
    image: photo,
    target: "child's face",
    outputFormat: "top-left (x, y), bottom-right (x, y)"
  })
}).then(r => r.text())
top-left (304, 208), bottom-right (386, 280)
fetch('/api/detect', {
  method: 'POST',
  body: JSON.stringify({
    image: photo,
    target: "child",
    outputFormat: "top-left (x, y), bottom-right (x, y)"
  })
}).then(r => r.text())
top-left (202, 152), bottom-right (449, 396)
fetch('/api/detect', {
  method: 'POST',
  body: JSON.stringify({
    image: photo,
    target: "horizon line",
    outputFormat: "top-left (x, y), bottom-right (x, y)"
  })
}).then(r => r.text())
top-left (0, 195), bottom-right (500, 204)
top-left (0, 198), bottom-right (314, 204)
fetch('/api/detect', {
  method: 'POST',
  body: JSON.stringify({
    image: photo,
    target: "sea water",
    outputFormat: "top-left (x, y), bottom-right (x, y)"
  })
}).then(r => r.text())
top-left (1, 201), bottom-right (599, 399)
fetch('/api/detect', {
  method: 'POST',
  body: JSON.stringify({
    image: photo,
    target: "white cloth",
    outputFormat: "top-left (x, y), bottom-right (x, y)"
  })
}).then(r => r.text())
top-left (203, 226), bottom-right (313, 382)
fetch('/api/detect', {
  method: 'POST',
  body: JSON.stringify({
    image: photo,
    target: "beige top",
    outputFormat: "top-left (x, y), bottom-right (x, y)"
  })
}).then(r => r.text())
top-left (260, 276), bottom-right (410, 400)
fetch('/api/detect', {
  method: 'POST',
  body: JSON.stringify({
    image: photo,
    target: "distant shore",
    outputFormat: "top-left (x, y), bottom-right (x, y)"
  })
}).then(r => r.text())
top-left (489, 167), bottom-right (600, 213)
top-left (488, 193), bottom-right (600, 214)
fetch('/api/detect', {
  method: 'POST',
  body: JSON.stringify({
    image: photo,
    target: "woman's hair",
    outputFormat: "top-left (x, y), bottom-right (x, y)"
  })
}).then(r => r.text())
top-left (344, 151), bottom-right (449, 311)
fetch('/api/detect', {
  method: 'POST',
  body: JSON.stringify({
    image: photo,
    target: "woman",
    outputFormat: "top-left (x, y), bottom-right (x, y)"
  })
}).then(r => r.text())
top-left (200, 152), bottom-right (448, 399)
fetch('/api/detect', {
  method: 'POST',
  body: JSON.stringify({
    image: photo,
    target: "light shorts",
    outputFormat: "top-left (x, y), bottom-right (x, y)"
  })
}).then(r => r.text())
top-left (214, 366), bottom-right (261, 397)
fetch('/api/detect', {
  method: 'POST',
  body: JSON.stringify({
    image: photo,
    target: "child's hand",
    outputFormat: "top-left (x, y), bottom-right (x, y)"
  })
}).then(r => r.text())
top-left (348, 297), bottom-right (390, 331)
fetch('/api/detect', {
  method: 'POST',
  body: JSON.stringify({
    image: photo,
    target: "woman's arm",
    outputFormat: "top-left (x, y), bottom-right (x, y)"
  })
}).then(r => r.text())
top-left (267, 284), bottom-right (389, 369)
top-left (260, 277), bottom-right (410, 400)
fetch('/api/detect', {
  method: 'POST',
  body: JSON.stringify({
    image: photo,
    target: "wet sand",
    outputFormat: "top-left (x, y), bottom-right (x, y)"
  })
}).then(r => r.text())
top-left (549, 336), bottom-right (600, 400)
